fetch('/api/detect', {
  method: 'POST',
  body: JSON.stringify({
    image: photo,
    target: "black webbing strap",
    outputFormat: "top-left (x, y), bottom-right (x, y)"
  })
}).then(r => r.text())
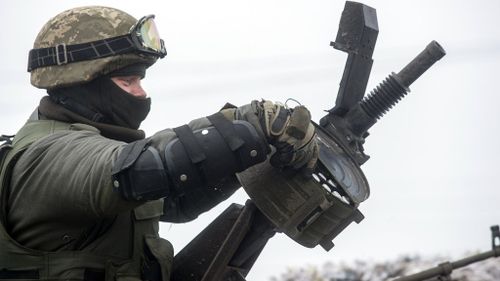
top-left (83, 269), bottom-right (105, 281)
top-left (270, 106), bottom-right (289, 135)
top-left (0, 135), bottom-right (14, 145)
top-left (207, 113), bottom-right (245, 151)
top-left (27, 34), bottom-right (136, 71)
top-left (0, 269), bottom-right (39, 279)
top-left (0, 268), bottom-right (105, 280)
top-left (0, 139), bottom-right (14, 229)
top-left (111, 139), bottom-right (151, 173)
top-left (173, 125), bottom-right (207, 164)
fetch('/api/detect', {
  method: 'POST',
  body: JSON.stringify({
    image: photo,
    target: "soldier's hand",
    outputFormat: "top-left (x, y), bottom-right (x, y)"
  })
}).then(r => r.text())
top-left (219, 99), bottom-right (319, 176)
top-left (256, 100), bottom-right (319, 177)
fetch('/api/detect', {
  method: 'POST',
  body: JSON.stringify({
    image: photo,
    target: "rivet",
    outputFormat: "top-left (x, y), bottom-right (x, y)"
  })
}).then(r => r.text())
top-left (113, 180), bottom-right (120, 188)
top-left (250, 150), bottom-right (258, 157)
top-left (202, 129), bottom-right (209, 135)
top-left (180, 174), bottom-right (188, 182)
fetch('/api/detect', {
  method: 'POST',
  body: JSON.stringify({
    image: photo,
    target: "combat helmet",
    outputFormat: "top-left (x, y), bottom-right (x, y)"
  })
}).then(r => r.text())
top-left (28, 6), bottom-right (167, 89)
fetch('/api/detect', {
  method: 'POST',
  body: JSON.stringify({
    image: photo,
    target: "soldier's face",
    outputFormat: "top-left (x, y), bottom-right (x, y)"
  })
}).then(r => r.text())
top-left (111, 76), bottom-right (147, 99)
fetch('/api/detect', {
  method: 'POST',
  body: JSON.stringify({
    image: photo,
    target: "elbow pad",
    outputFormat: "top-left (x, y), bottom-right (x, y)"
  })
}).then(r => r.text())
top-left (165, 113), bottom-right (268, 195)
top-left (111, 113), bottom-right (268, 202)
top-left (112, 139), bottom-right (170, 201)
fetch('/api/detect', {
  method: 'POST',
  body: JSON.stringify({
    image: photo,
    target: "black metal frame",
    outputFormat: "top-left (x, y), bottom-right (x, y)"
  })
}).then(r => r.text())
top-left (171, 201), bottom-right (276, 281)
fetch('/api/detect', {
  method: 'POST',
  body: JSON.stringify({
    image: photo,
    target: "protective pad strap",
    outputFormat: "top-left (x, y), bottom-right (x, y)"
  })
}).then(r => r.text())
top-left (112, 139), bottom-right (150, 171)
top-left (166, 121), bottom-right (268, 194)
top-left (207, 112), bottom-right (244, 151)
top-left (112, 139), bottom-right (170, 201)
top-left (173, 125), bottom-right (206, 164)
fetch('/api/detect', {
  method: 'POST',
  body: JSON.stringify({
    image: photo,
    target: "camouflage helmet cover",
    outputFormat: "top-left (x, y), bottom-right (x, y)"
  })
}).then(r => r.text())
top-left (30, 6), bottom-right (157, 89)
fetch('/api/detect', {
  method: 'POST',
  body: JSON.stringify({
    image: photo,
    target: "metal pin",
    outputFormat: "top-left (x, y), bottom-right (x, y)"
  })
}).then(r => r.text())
top-left (250, 150), bottom-right (258, 157)
top-left (180, 174), bottom-right (188, 182)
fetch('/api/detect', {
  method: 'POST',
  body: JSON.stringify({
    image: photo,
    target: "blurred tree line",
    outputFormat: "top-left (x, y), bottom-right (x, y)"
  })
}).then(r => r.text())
top-left (270, 254), bottom-right (500, 281)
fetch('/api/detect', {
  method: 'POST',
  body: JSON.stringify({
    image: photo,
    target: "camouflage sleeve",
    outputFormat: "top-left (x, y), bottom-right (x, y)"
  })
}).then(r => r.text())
top-left (7, 111), bottom-right (260, 248)
top-left (7, 128), bottom-right (143, 250)
top-left (9, 129), bottom-right (138, 221)
top-left (9, 114), bottom-right (250, 232)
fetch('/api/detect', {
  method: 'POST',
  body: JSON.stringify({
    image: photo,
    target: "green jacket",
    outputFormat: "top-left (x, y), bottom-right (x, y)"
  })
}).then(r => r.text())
top-left (0, 112), bottom-right (241, 280)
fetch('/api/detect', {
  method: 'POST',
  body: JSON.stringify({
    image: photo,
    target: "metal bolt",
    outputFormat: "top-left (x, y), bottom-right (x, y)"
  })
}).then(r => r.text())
top-left (113, 180), bottom-right (120, 188)
top-left (180, 174), bottom-right (188, 182)
top-left (250, 150), bottom-right (258, 157)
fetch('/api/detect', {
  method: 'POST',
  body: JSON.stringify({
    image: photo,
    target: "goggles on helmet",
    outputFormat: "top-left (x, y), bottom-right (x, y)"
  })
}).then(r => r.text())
top-left (129, 15), bottom-right (166, 58)
top-left (28, 15), bottom-right (166, 72)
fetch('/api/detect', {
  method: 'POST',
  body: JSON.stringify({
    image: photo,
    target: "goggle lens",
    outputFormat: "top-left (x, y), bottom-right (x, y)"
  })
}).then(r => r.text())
top-left (139, 18), bottom-right (163, 52)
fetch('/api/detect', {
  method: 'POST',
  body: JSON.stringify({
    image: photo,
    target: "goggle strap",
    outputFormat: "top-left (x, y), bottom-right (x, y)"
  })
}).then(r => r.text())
top-left (27, 35), bottom-right (138, 72)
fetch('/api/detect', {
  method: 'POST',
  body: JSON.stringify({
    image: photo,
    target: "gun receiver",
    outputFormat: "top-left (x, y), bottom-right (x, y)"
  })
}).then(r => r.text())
top-left (329, 1), bottom-right (378, 116)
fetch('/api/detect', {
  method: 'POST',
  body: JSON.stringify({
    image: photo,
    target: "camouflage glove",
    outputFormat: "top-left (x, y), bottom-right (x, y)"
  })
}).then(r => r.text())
top-left (222, 100), bottom-right (318, 176)
top-left (258, 100), bottom-right (318, 173)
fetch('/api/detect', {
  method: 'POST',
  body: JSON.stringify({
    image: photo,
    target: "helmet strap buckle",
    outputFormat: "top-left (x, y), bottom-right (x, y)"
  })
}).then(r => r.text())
top-left (56, 43), bottom-right (68, 65)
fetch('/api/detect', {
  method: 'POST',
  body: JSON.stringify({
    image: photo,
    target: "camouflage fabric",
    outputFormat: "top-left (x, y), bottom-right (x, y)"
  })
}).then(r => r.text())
top-left (30, 6), bottom-right (157, 89)
top-left (221, 101), bottom-right (318, 170)
top-left (0, 119), bottom-right (173, 280)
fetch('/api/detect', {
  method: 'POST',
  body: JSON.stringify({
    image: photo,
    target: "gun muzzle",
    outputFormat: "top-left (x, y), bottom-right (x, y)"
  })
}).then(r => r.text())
top-left (398, 40), bottom-right (446, 87)
top-left (346, 41), bottom-right (446, 136)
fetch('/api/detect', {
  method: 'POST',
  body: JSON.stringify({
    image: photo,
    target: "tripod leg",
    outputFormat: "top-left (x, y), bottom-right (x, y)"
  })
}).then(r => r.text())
top-left (171, 200), bottom-right (276, 281)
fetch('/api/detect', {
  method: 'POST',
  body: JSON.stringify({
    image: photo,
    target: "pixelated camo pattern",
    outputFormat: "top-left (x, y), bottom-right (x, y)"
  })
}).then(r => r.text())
top-left (31, 6), bottom-right (156, 89)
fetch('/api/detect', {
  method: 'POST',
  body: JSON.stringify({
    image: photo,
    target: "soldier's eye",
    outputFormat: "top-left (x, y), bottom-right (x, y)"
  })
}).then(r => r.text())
top-left (120, 78), bottom-right (133, 86)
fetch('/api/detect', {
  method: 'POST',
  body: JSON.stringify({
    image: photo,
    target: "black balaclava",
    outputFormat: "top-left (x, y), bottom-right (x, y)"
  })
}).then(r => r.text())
top-left (47, 64), bottom-right (150, 130)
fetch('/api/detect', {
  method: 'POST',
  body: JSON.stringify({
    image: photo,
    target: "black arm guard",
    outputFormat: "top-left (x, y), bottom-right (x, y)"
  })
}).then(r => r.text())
top-left (112, 113), bottom-right (268, 203)
top-left (112, 139), bottom-right (170, 201)
top-left (166, 113), bottom-right (268, 196)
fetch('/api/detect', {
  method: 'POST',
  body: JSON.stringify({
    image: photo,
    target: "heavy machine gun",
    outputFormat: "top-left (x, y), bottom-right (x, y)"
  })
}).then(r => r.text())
top-left (393, 225), bottom-right (500, 281)
top-left (171, 2), bottom-right (446, 280)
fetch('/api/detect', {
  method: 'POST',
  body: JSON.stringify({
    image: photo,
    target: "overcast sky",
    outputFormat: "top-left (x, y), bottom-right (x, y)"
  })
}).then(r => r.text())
top-left (1, 0), bottom-right (500, 280)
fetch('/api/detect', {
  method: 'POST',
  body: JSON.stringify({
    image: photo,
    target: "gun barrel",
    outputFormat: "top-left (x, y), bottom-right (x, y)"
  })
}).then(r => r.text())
top-left (392, 249), bottom-right (497, 281)
top-left (347, 40), bottom-right (446, 136)
top-left (451, 249), bottom-right (497, 269)
top-left (392, 265), bottom-right (448, 281)
top-left (397, 40), bottom-right (446, 88)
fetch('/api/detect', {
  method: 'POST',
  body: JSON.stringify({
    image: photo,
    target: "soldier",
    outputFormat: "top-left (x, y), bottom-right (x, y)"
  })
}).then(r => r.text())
top-left (0, 6), bottom-right (318, 281)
